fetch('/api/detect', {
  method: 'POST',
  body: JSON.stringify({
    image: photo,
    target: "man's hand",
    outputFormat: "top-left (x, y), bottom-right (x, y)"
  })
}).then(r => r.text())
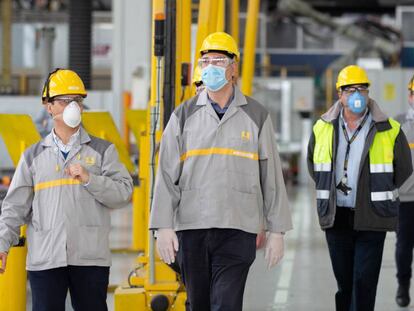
top-left (65, 164), bottom-right (89, 184)
top-left (264, 232), bottom-right (284, 269)
top-left (0, 252), bottom-right (7, 273)
top-left (256, 230), bottom-right (266, 250)
top-left (156, 228), bottom-right (179, 265)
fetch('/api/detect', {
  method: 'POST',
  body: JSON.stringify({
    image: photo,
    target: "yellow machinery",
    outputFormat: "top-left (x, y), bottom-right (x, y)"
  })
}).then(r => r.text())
top-left (0, 114), bottom-right (41, 311)
top-left (82, 111), bottom-right (134, 173)
top-left (125, 109), bottom-right (149, 252)
top-left (241, 0), bottom-right (260, 96)
top-left (114, 0), bottom-right (187, 309)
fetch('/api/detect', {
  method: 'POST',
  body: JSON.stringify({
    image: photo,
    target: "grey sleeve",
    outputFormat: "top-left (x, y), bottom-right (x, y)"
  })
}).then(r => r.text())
top-left (149, 114), bottom-right (181, 230)
top-left (258, 116), bottom-right (293, 233)
top-left (394, 113), bottom-right (406, 124)
top-left (307, 132), bottom-right (316, 182)
top-left (85, 144), bottom-right (133, 209)
top-left (394, 129), bottom-right (413, 187)
top-left (0, 156), bottom-right (33, 253)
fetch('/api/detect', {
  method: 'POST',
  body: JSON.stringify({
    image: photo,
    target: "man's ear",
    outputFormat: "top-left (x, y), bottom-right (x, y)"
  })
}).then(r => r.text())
top-left (46, 102), bottom-right (53, 115)
top-left (228, 62), bottom-right (237, 81)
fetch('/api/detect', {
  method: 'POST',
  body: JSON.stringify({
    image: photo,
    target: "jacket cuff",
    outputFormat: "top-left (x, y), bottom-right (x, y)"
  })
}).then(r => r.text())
top-left (0, 239), bottom-right (10, 254)
top-left (84, 173), bottom-right (98, 192)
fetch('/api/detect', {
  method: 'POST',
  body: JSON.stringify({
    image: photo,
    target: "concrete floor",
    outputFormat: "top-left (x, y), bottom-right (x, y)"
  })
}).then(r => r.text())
top-left (26, 185), bottom-right (413, 310)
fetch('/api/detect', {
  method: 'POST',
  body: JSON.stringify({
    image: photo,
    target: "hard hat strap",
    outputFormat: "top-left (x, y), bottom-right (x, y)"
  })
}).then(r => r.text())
top-left (42, 68), bottom-right (62, 101)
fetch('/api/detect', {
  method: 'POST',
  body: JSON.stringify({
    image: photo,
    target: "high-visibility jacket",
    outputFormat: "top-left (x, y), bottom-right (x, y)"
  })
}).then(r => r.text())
top-left (313, 118), bottom-right (400, 217)
top-left (307, 100), bottom-right (412, 231)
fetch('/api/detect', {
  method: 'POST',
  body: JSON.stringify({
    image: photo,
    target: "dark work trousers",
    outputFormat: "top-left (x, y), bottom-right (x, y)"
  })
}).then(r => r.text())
top-left (28, 265), bottom-right (110, 311)
top-left (396, 201), bottom-right (414, 287)
top-left (176, 228), bottom-right (256, 311)
top-left (325, 206), bottom-right (386, 311)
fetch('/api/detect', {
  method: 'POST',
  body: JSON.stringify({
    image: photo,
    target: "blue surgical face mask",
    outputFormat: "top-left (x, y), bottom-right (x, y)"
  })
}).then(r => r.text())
top-left (347, 91), bottom-right (367, 114)
top-left (201, 64), bottom-right (228, 92)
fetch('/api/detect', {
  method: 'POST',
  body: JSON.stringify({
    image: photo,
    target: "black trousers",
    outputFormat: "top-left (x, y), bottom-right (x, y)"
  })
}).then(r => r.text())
top-left (28, 265), bottom-right (109, 311)
top-left (176, 229), bottom-right (256, 311)
top-left (325, 206), bottom-right (386, 311)
top-left (396, 201), bottom-right (414, 286)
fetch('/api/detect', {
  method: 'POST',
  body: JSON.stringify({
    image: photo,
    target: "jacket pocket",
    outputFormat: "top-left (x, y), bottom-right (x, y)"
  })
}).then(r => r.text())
top-left (317, 199), bottom-right (329, 217)
top-left (231, 189), bottom-right (260, 226)
top-left (371, 200), bottom-right (399, 217)
top-left (177, 189), bottom-right (200, 224)
top-left (78, 195), bottom-right (107, 226)
top-left (228, 170), bottom-right (258, 194)
top-left (28, 229), bottom-right (52, 265)
top-left (78, 226), bottom-right (109, 260)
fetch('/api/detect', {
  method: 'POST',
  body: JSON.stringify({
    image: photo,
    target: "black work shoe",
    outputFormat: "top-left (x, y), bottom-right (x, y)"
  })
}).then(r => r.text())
top-left (396, 284), bottom-right (410, 307)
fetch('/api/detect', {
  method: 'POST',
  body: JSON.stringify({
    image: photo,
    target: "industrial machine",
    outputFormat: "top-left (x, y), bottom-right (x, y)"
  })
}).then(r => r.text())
top-left (277, 0), bottom-right (402, 70)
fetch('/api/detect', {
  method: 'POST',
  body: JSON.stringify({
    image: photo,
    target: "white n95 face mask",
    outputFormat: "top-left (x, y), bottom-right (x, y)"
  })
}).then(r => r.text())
top-left (62, 101), bottom-right (81, 128)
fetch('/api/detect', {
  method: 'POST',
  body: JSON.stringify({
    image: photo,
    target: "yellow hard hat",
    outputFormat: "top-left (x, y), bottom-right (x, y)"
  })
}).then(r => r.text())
top-left (192, 65), bottom-right (202, 85)
top-left (408, 75), bottom-right (414, 91)
top-left (199, 32), bottom-right (240, 61)
top-left (336, 65), bottom-right (371, 90)
top-left (42, 68), bottom-right (87, 101)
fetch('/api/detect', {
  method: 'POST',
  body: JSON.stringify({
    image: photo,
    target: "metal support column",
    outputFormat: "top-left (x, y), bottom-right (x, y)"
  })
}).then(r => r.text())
top-left (241, 0), bottom-right (260, 96)
top-left (1, 0), bottom-right (12, 94)
top-left (69, 0), bottom-right (92, 89)
top-left (208, 0), bottom-right (218, 33)
top-left (229, 0), bottom-right (239, 46)
top-left (38, 27), bottom-right (56, 89)
top-left (179, 0), bottom-right (192, 103)
top-left (217, 0), bottom-right (225, 32)
top-left (194, 0), bottom-right (213, 73)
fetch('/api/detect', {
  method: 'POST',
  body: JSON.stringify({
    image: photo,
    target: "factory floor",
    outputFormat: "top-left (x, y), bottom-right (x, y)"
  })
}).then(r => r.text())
top-left (26, 184), bottom-right (411, 311)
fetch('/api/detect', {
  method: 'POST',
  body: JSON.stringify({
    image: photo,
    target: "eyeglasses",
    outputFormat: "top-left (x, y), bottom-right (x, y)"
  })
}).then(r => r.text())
top-left (198, 57), bottom-right (234, 68)
top-left (53, 96), bottom-right (84, 105)
top-left (342, 86), bottom-right (369, 95)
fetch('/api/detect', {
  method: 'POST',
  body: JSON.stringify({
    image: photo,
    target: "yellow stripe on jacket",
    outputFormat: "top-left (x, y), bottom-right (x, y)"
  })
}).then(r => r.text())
top-left (180, 148), bottom-right (259, 161)
top-left (34, 179), bottom-right (81, 192)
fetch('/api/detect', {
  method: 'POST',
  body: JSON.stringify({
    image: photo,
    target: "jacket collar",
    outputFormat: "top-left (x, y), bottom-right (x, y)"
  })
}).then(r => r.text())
top-left (42, 126), bottom-right (91, 147)
top-left (196, 86), bottom-right (247, 108)
top-left (321, 99), bottom-right (388, 124)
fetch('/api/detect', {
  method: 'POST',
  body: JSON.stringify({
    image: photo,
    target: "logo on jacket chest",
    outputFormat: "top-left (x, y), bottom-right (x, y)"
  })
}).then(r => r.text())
top-left (84, 156), bottom-right (96, 165)
top-left (241, 131), bottom-right (251, 141)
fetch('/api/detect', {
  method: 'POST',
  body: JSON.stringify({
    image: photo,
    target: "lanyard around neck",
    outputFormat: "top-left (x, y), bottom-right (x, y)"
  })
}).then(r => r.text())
top-left (340, 111), bottom-right (369, 181)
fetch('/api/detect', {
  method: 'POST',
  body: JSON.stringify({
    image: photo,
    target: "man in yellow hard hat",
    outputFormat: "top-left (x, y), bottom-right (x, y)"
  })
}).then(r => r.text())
top-left (394, 75), bottom-right (414, 307)
top-left (307, 65), bottom-right (412, 311)
top-left (0, 68), bottom-right (133, 311)
top-left (150, 32), bottom-right (292, 310)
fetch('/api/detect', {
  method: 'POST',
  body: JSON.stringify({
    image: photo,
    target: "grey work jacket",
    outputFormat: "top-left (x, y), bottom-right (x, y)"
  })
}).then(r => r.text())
top-left (395, 110), bottom-right (414, 202)
top-left (0, 127), bottom-right (133, 271)
top-left (150, 87), bottom-right (293, 234)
